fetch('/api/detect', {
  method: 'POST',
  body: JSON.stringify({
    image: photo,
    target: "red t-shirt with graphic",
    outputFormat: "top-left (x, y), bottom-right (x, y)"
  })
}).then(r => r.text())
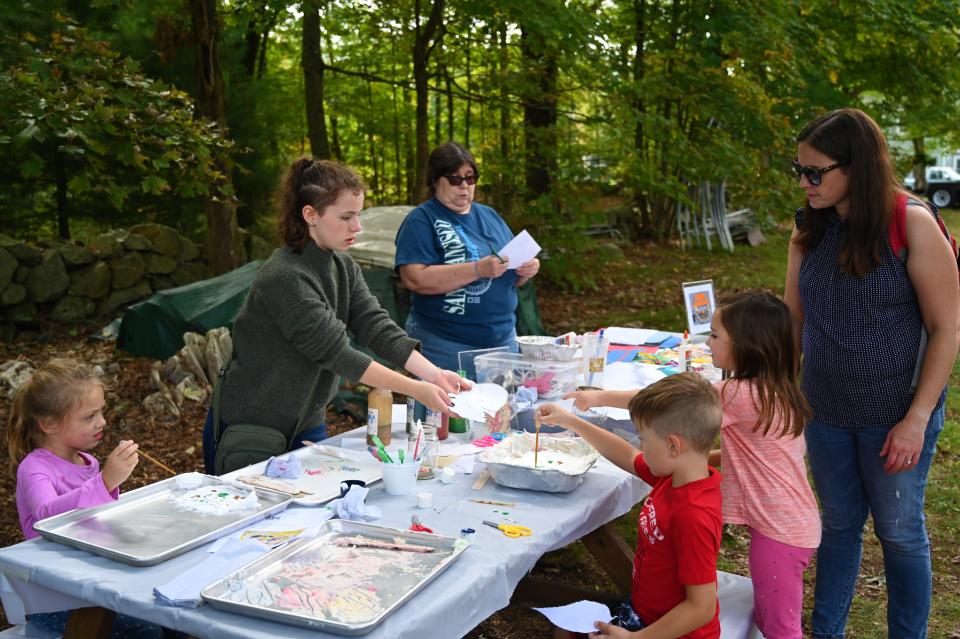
top-left (631, 453), bottom-right (722, 639)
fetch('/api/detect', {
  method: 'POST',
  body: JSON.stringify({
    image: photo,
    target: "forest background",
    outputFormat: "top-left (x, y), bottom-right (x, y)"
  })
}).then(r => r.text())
top-left (2, 1), bottom-right (960, 637)
top-left (3, 0), bottom-right (960, 282)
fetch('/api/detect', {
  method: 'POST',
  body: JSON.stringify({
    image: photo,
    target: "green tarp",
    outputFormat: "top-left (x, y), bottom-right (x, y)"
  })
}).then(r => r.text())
top-left (117, 261), bottom-right (544, 362)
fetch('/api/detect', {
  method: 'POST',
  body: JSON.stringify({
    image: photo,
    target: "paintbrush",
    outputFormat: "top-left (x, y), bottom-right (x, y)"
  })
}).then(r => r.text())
top-left (138, 448), bottom-right (177, 476)
top-left (534, 415), bottom-right (541, 468)
top-left (302, 440), bottom-right (352, 461)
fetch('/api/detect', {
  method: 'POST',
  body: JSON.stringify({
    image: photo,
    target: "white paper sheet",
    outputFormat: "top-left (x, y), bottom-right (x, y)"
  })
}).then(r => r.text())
top-left (533, 600), bottom-right (613, 633)
top-left (449, 383), bottom-right (508, 422)
top-left (603, 327), bottom-right (657, 346)
top-left (497, 229), bottom-right (541, 269)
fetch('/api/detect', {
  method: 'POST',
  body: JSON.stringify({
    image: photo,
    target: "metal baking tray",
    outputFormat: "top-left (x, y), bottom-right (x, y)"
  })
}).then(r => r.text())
top-left (32, 474), bottom-right (291, 566)
top-left (480, 433), bottom-right (599, 493)
top-left (201, 520), bottom-right (469, 635)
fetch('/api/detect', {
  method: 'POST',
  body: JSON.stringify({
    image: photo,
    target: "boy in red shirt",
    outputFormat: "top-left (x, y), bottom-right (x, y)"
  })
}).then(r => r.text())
top-left (538, 372), bottom-right (723, 639)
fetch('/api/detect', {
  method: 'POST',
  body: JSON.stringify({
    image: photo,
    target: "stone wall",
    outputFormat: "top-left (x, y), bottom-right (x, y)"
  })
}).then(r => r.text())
top-left (0, 224), bottom-right (208, 326)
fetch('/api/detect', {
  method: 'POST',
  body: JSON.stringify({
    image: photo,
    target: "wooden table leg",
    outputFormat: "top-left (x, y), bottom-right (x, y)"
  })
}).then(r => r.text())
top-left (514, 521), bottom-right (635, 607)
top-left (579, 521), bottom-right (634, 596)
top-left (63, 606), bottom-right (115, 639)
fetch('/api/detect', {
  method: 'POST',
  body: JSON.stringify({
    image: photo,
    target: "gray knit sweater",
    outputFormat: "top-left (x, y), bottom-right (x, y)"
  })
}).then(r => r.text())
top-left (220, 242), bottom-right (419, 441)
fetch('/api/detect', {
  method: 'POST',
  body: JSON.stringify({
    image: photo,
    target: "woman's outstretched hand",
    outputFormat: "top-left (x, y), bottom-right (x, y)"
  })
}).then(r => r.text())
top-left (414, 380), bottom-right (460, 415)
top-left (432, 369), bottom-right (473, 395)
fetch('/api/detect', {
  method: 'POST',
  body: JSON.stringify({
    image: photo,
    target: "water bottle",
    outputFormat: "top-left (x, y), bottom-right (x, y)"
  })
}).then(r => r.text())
top-left (448, 369), bottom-right (470, 434)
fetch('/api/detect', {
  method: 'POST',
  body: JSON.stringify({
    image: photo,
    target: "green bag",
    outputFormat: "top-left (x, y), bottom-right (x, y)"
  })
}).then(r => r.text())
top-left (211, 367), bottom-right (310, 475)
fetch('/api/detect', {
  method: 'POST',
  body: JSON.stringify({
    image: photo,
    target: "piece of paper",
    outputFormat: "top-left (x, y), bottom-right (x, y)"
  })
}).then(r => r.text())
top-left (532, 600), bottom-right (613, 633)
top-left (208, 505), bottom-right (333, 552)
top-left (604, 327), bottom-right (656, 346)
top-left (450, 383), bottom-right (509, 422)
top-left (497, 230), bottom-right (541, 269)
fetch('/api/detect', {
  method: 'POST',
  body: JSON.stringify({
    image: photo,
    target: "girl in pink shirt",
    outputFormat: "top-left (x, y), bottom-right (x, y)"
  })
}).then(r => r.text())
top-left (6, 359), bottom-right (173, 638)
top-left (707, 291), bottom-right (820, 639)
top-left (8, 359), bottom-right (140, 539)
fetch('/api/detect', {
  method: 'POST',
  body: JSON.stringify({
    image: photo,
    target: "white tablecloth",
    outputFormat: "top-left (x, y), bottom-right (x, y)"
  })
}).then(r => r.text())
top-left (0, 422), bottom-right (648, 639)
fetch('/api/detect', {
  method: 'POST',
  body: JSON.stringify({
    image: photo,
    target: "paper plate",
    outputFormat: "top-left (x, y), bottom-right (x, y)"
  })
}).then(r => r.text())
top-left (450, 383), bottom-right (509, 422)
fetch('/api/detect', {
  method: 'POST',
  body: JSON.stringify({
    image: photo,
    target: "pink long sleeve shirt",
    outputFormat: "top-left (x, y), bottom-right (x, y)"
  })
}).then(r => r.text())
top-left (15, 448), bottom-right (119, 540)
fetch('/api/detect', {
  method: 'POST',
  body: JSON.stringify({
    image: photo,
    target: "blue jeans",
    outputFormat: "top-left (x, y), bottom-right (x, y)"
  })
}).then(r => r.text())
top-left (202, 407), bottom-right (327, 475)
top-left (805, 406), bottom-right (944, 639)
top-left (404, 313), bottom-right (517, 376)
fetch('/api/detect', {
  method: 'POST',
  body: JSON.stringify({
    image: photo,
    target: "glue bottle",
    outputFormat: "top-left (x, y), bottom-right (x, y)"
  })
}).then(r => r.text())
top-left (678, 330), bottom-right (690, 373)
top-left (448, 369), bottom-right (470, 434)
top-left (367, 387), bottom-right (393, 447)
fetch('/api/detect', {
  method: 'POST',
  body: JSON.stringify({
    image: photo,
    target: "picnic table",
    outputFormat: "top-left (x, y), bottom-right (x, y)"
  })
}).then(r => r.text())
top-left (0, 338), bottom-right (759, 639)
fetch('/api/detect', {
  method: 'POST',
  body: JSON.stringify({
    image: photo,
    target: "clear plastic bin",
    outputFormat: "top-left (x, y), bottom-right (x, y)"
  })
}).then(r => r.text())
top-left (473, 352), bottom-right (580, 401)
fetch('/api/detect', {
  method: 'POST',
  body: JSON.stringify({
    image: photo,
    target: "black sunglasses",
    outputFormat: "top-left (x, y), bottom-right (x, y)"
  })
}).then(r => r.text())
top-left (791, 160), bottom-right (844, 187)
top-left (442, 174), bottom-right (478, 186)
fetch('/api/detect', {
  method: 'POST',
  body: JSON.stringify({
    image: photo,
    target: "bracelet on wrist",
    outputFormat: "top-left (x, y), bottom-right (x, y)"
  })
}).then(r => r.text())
top-left (473, 260), bottom-right (481, 278)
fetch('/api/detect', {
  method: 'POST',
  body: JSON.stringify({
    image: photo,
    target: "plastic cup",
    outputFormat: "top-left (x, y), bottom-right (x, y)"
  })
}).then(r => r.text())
top-left (380, 461), bottom-right (421, 496)
top-left (581, 332), bottom-right (610, 388)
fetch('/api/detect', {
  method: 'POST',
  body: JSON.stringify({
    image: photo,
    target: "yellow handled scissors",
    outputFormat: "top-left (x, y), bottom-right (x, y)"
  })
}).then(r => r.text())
top-left (483, 520), bottom-right (532, 539)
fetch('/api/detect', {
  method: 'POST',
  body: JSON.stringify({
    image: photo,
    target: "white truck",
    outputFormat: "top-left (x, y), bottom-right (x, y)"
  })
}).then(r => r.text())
top-left (904, 166), bottom-right (960, 208)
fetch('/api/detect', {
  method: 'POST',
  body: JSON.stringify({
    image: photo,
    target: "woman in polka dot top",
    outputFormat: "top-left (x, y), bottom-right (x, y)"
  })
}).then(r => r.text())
top-left (784, 108), bottom-right (959, 639)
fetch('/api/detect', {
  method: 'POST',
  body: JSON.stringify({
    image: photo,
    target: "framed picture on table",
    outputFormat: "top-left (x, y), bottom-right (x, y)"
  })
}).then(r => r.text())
top-left (682, 279), bottom-right (716, 336)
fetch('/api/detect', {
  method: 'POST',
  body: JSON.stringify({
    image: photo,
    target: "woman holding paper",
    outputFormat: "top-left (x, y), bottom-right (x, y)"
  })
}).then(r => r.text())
top-left (395, 141), bottom-right (540, 372)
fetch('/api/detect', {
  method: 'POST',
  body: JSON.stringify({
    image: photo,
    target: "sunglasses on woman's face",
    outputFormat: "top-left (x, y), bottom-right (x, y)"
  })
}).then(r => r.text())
top-left (442, 174), bottom-right (478, 186)
top-left (791, 160), bottom-right (844, 187)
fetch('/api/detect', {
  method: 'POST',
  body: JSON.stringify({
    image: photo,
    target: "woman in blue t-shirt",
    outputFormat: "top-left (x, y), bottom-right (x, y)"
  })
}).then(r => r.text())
top-left (395, 142), bottom-right (540, 373)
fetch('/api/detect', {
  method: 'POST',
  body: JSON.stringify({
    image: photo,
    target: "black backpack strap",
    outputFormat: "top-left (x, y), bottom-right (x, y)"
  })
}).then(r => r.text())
top-left (212, 362), bottom-right (316, 449)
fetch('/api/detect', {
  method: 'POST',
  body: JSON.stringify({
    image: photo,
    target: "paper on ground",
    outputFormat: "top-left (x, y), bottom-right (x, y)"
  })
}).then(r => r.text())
top-left (604, 327), bottom-right (657, 346)
top-left (450, 383), bottom-right (508, 422)
top-left (533, 600), bottom-right (613, 633)
top-left (497, 230), bottom-right (541, 269)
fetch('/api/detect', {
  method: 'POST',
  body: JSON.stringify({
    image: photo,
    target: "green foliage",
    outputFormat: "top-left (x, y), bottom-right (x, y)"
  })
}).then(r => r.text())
top-left (0, 14), bottom-right (238, 237)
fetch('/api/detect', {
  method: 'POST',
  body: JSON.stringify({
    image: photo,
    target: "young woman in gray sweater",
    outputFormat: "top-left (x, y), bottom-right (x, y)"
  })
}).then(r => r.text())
top-left (203, 159), bottom-right (465, 474)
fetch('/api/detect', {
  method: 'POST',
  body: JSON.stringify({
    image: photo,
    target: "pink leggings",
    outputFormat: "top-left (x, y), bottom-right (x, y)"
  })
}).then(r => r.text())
top-left (749, 528), bottom-right (814, 639)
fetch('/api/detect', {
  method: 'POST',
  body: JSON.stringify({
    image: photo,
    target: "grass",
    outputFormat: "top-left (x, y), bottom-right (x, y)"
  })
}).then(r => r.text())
top-left (534, 209), bottom-right (960, 637)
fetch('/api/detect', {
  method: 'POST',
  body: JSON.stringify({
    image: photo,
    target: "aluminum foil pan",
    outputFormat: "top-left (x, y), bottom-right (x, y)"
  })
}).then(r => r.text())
top-left (479, 432), bottom-right (599, 493)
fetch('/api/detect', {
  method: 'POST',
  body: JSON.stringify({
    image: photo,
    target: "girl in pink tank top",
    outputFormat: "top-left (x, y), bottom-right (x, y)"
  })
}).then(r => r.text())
top-left (707, 291), bottom-right (820, 639)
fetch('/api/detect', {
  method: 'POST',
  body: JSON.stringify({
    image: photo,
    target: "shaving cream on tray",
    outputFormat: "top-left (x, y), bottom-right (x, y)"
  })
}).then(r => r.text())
top-left (479, 432), bottom-right (599, 475)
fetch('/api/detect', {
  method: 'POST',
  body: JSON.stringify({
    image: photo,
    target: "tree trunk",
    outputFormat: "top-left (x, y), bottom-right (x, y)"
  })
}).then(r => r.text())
top-left (464, 46), bottom-right (471, 147)
top-left (632, 0), bottom-right (650, 233)
top-left (912, 137), bottom-right (927, 191)
top-left (189, 0), bottom-right (246, 275)
top-left (496, 23), bottom-right (513, 214)
top-left (412, 0), bottom-right (445, 203)
top-left (55, 152), bottom-right (69, 240)
top-left (520, 18), bottom-right (558, 200)
top-left (445, 65), bottom-right (454, 141)
top-left (302, 1), bottom-right (331, 159)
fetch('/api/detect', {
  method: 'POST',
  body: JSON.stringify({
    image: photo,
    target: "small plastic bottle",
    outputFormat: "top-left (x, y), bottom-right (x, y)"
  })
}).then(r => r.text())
top-left (366, 387), bottom-right (393, 447)
top-left (417, 420), bottom-right (438, 480)
top-left (678, 330), bottom-right (690, 373)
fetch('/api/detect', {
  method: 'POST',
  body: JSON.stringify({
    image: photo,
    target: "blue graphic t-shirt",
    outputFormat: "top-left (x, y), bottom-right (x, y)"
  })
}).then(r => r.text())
top-left (394, 198), bottom-right (518, 346)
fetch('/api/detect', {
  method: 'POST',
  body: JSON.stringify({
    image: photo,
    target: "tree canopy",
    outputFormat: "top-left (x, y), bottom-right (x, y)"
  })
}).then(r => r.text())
top-left (2, 1), bottom-right (959, 275)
